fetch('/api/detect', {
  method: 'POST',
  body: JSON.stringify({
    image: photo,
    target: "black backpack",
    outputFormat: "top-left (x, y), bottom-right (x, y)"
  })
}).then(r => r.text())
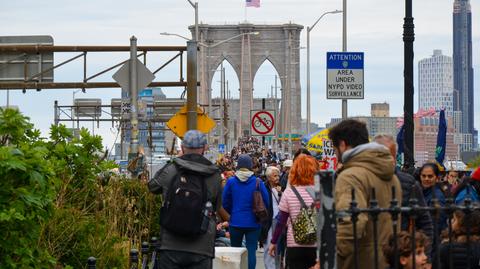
top-left (160, 164), bottom-right (210, 236)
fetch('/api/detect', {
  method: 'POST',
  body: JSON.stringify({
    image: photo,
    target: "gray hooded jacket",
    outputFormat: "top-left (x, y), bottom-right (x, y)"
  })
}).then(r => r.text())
top-left (148, 153), bottom-right (222, 257)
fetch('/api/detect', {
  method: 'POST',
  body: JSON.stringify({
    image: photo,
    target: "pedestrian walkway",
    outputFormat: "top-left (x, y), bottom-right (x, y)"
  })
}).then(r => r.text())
top-left (256, 249), bottom-right (265, 269)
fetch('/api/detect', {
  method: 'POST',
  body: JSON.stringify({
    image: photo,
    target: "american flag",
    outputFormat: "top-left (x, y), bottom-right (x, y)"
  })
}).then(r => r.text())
top-left (246, 0), bottom-right (260, 8)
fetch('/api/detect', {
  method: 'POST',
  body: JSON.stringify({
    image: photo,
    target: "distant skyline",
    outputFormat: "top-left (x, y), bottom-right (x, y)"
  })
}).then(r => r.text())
top-left (453, 0), bottom-right (474, 135)
top-left (418, 50), bottom-right (453, 116)
top-left (1, 0), bottom-right (479, 149)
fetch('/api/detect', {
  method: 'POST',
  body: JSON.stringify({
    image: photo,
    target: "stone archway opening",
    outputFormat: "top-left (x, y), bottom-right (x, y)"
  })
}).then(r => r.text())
top-left (192, 23), bottom-right (303, 140)
top-left (251, 58), bottom-right (283, 149)
top-left (209, 59), bottom-right (240, 148)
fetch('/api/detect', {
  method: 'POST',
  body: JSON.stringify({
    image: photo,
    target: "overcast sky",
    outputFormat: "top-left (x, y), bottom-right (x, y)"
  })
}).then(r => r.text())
top-left (1, 0), bottom-right (479, 149)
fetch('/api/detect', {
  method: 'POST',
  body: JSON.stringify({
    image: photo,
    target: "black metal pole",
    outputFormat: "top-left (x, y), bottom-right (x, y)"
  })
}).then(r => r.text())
top-left (403, 0), bottom-right (415, 170)
top-left (186, 41), bottom-right (198, 131)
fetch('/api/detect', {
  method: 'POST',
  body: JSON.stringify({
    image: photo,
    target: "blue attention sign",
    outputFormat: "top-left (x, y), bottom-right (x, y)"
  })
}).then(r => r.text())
top-left (326, 52), bottom-right (365, 99)
top-left (327, 52), bottom-right (364, 69)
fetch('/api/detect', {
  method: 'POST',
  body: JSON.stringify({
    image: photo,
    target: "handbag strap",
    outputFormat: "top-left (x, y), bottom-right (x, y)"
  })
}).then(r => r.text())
top-left (255, 178), bottom-right (260, 191)
top-left (291, 186), bottom-right (308, 209)
top-left (272, 189), bottom-right (280, 204)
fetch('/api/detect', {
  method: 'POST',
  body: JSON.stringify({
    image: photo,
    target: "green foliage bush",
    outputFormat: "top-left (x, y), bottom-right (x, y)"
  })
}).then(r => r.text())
top-left (0, 108), bottom-right (57, 268)
top-left (0, 108), bottom-right (161, 268)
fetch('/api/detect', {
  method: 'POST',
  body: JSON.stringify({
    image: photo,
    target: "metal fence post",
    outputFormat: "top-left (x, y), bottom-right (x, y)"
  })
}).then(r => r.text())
top-left (87, 257), bottom-right (96, 269)
top-left (350, 188), bottom-right (359, 269)
top-left (445, 195), bottom-right (454, 269)
top-left (409, 188), bottom-right (418, 269)
top-left (430, 186), bottom-right (440, 269)
top-left (369, 188), bottom-right (380, 269)
top-left (150, 237), bottom-right (160, 269)
top-left (389, 186), bottom-right (400, 269)
top-left (129, 249), bottom-right (139, 269)
top-left (141, 241), bottom-right (150, 269)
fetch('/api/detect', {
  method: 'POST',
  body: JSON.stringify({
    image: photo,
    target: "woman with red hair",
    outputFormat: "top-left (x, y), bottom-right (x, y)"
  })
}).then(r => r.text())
top-left (268, 154), bottom-right (319, 268)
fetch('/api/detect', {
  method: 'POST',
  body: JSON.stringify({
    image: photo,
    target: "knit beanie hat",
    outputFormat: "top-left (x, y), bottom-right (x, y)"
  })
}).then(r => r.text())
top-left (472, 167), bottom-right (480, 181)
top-left (236, 154), bottom-right (253, 170)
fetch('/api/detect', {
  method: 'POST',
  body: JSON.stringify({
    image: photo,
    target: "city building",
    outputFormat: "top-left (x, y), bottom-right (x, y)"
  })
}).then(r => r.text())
top-left (453, 0), bottom-right (475, 148)
top-left (418, 50), bottom-right (454, 117)
top-left (414, 116), bottom-right (459, 166)
top-left (371, 103), bottom-right (390, 117)
top-left (114, 88), bottom-right (167, 159)
top-left (301, 119), bottom-right (319, 135)
top-left (326, 103), bottom-right (398, 138)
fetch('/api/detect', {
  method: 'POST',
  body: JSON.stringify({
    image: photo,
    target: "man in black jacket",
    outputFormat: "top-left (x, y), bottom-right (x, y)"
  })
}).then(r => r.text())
top-left (148, 130), bottom-right (222, 269)
top-left (374, 134), bottom-right (434, 240)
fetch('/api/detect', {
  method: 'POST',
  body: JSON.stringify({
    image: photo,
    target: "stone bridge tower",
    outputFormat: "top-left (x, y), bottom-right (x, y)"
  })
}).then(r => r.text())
top-left (190, 23), bottom-right (303, 138)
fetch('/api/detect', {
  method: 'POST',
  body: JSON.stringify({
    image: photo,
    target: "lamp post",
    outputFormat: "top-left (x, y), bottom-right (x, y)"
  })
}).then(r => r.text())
top-left (307, 10), bottom-right (342, 134)
top-left (342, 0), bottom-right (348, 119)
top-left (403, 0), bottom-right (415, 171)
top-left (72, 89), bottom-right (82, 129)
top-left (186, 0), bottom-right (199, 42)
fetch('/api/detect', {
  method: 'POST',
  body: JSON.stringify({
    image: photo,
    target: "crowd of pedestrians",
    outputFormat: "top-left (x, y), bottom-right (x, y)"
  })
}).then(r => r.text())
top-left (147, 120), bottom-right (480, 269)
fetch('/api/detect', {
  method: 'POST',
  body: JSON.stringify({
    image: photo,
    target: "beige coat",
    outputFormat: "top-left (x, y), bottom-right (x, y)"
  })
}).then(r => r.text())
top-left (335, 142), bottom-right (402, 269)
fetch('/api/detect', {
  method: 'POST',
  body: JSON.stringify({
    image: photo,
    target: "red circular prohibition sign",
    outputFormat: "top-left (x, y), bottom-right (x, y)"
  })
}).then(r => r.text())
top-left (251, 111), bottom-right (274, 135)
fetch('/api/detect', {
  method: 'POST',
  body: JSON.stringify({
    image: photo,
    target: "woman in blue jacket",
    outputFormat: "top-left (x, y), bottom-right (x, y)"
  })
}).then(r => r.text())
top-left (222, 154), bottom-right (269, 269)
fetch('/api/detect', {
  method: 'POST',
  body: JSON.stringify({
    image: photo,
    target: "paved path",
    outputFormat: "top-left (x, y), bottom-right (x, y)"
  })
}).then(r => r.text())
top-left (256, 249), bottom-right (265, 269)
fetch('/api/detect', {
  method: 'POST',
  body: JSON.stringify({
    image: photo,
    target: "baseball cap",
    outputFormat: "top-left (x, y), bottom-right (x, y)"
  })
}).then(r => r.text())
top-left (182, 130), bottom-right (207, 149)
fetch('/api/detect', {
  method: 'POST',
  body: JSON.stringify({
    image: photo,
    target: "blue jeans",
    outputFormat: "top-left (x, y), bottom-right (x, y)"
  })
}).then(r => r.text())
top-left (229, 226), bottom-right (261, 269)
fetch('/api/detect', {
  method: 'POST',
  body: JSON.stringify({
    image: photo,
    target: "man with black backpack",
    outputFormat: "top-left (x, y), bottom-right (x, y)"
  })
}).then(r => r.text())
top-left (148, 130), bottom-right (222, 269)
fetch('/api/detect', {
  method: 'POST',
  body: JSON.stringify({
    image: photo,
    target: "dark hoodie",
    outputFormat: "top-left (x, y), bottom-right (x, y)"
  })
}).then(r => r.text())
top-left (148, 153), bottom-right (222, 258)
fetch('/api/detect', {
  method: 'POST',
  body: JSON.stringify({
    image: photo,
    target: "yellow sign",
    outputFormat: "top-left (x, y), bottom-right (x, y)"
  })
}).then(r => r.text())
top-left (166, 105), bottom-right (216, 138)
top-left (305, 129), bottom-right (338, 171)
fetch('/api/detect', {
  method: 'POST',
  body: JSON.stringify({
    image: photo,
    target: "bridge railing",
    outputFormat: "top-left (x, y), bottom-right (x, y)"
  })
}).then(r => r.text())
top-left (87, 237), bottom-right (160, 269)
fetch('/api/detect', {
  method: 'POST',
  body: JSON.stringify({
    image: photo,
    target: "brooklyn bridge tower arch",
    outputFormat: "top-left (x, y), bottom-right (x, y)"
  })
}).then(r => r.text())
top-left (190, 23), bottom-right (303, 136)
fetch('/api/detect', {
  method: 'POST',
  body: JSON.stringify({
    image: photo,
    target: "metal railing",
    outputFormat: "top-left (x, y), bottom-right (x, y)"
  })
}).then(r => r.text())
top-left (335, 182), bottom-right (480, 269)
top-left (86, 237), bottom-right (160, 269)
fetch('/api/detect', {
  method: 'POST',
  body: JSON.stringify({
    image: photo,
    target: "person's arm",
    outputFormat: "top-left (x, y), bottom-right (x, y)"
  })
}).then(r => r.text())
top-left (260, 180), bottom-right (270, 209)
top-left (270, 210), bottom-right (289, 244)
top-left (222, 179), bottom-right (232, 214)
top-left (214, 172), bottom-right (224, 215)
top-left (147, 162), bottom-right (174, 194)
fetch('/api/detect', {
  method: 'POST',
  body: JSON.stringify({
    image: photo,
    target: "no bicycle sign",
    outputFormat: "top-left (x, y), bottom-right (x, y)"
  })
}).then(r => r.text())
top-left (251, 110), bottom-right (275, 136)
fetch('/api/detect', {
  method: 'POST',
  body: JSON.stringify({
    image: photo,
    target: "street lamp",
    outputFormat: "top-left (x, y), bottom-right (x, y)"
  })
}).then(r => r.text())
top-left (160, 31), bottom-right (259, 48)
top-left (306, 9), bottom-right (342, 134)
top-left (186, 0), bottom-right (199, 42)
top-left (403, 0), bottom-right (415, 171)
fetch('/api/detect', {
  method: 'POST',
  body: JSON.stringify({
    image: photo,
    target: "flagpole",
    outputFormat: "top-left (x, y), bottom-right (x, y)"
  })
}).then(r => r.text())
top-left (244, 2), bottom-right (247, 22)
